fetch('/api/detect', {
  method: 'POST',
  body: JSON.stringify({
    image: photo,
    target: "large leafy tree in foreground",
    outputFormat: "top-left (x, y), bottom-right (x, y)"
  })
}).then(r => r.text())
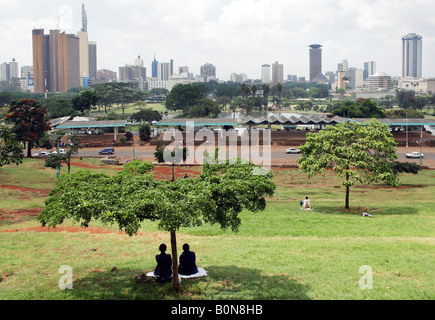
top-left (38, 159), bottom-right (275, 291)
top-left (5, 99), bottom-right (51, 158)
top-left (297, 119), bottom-right (400, 209)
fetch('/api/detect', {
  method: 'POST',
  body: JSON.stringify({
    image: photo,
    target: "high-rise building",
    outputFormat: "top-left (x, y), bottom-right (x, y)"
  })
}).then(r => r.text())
top-left (88, 41), bottom-right (97, 80)
top-left (0, 58), bottom-right (19, 82)
top-left (309, 44), bottom-right (328, 83)
top-left (32, 28), bottom-right (80, 93)
top-left (337, 60), bottom-right (348, 72)
top-left (0, 62), bottom-right (8, 82)
top-left (272, 61), bottom-right (283, 84)
top-left (119, 56), bottom-right (146, 81)
top-left (200, 63), bottom-right (216, 82)
top-left (158, 62), bottom-right (170, 81)
top-left (345, 67), bottom-right (364, 89)
top-left (402, 33), bottom-right (423, 78)
top-left (77, 4), bottom-right (97, 86)
top-left (363, 61), bottom-right (376, 80)
top-left (261, 64), bottom-right (271, 83)
top-left (151, 54), bottom-right (158, 78)
top-left (135, 55), bottom-right (144, 67)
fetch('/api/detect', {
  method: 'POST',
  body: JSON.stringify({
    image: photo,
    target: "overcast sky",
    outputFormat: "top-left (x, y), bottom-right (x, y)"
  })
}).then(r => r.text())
top-left (1, 0), bottom-right (434, 81)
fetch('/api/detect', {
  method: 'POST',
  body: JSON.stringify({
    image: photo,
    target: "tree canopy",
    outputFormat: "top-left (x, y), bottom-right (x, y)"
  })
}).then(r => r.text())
top-left (5, 99), bottom-right (51, 158)
top-left (297, 119), bottom-right (400, 209)
top-left (38, 159), bottom-right (276, 290)
top-left (332, 99), bottom-right (385, 118)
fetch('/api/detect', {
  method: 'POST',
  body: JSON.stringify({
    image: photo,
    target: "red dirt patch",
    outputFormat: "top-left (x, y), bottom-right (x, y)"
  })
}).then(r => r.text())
top-left (0, 208), bottom-right (42, 221)
top-left (0, 185), bottom-right (50, 195)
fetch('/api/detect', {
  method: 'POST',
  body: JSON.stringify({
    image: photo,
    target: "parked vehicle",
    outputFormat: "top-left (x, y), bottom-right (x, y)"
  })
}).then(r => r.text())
top-left (285, 148), bottom-right (300, 154)
top-left (51, 149), bottom-right (66, 155)
top-left (405, 152), bottom-right (424, 158)
top-left (99, 148), bottom-right (115, 155)
top-left (34, 151), bottom-right (51, 157)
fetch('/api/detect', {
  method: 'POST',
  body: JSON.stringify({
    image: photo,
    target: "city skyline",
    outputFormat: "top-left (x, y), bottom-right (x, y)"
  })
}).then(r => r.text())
top-left (1, 0), bottom-right (434, 81)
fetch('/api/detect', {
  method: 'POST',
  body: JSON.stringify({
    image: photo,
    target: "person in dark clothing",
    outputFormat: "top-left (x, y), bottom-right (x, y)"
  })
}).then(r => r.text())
top-left (178, 243), bottom-right (198, 276)
top-left (154, 243), bottom-right (172, 283)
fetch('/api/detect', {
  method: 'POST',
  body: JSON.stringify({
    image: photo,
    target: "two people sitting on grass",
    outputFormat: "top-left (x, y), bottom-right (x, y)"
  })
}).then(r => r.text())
top-left (153, 243), bottom-right (201, 282)
top-left (300, 196), bottom-right (312, 210)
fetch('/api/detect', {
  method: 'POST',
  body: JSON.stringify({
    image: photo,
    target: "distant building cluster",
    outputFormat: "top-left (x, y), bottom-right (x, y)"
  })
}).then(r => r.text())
top-left (0, 3), bottom-right (432, 98)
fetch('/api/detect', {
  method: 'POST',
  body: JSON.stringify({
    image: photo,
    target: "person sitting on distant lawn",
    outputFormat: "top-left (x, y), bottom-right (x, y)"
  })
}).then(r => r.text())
top-left (302, 196), bottom-right (312, 209)
top-left (178, 243), bottom-right (198, 276)
top-left (154, 243), bottom-right (172, 283)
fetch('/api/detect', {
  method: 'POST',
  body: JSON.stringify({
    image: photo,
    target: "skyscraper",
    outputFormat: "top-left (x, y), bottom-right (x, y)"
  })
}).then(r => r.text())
top-left (151, 54), bottom-right (158, 78)
top-left (32, 28), bottom-right (80, 92)
top-left (402, 33), bottom-right (423, 78)
top-left (200, 63), bottom-right (216, 82)
top-left (158, 62), bottom-right (170, 81)
top-left (272, 61), bottom-right (283, 84)
top-left (309, 44), bottom-right (328, 83)
top-left (261, 64), bottom-right (271, 83)
top-left (363, 61), bottom-right (376, 80)
top-left (78, 4), bottom-right (97, 86)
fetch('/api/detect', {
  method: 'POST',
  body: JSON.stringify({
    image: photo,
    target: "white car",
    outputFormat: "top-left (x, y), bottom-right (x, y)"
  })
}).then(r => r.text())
top-left (405, 152), bottom-right (424, 158)
top-left (51, 149), bottom-right (66, 155)
top-left (34, 151), bottom-right (51, 157)
top-left (285, 148), bottom-right (300, 154)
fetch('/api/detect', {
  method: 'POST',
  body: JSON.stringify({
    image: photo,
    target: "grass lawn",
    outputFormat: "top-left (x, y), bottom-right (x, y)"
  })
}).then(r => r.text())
top-left (0, 158), bottom-right (434, 300)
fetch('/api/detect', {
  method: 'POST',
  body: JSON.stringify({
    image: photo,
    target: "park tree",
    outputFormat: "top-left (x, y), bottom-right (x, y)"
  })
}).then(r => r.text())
top-left (44, 133), bottom-right (83, 174)
top-left (72, 90), bottom-right (101, 115)
top-left (131, 109), bottom-right (162, 123)
top-left (332, 99), bottom-right (385, 118)
top-left (297, 119), bottom-right (400, 209)
top-left (0, 125), bottom-right (24, 167)
top-left (165, 84), bottom-right (204, 115)
top-left (5, 99), bottom-right (51, 158)
top-left (38, 159), bottom-right (276, 291)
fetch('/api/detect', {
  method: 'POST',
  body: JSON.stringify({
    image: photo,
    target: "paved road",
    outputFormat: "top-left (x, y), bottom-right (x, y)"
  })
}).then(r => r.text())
top-left (47, 145), bottom-right (435, 168)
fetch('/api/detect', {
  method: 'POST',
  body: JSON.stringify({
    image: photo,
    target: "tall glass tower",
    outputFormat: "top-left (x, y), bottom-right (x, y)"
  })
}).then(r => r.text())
top-left (402, 33), bottom-right (422, 78)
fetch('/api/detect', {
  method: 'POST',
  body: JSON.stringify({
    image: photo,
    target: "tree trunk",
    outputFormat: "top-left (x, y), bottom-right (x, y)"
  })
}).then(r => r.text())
top-left (345, 172), bottom-right (350, 209)
top-left (27, 142), bottom-right (32, 158)
top-left (170, 230), bottom-right (179, 292)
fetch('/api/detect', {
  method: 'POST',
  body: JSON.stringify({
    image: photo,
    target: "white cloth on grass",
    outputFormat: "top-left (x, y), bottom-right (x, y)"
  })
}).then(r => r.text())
top-left (146, 267), bottom-right (207, 279)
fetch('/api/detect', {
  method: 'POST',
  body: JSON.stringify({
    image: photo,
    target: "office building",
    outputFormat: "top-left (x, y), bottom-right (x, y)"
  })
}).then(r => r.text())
top-left (309, 44), bottom-right (328, 83)
top-left (363, 61), bottom-right (376, 80)
top-left (368, 73), bottom-right (392, 91)
top-left (402, 33), bottom-right (423, 78)
top-left (88, 41), bottom-right (97, 81)
top-left (272, 61), bottom-right (283, 84)
top-left (337, 60), bottom-right (348, 72)
top-left (0, 58), bottom-right (19, 82)
top-left (200, 63), bottom-right (216, 82)
top-left (345, 67), bottom-right (364, 88)
top-left (77, 4), bottom-right (97, 86)
top-left (32, 28), bottom-right (80, 92)
top-left (158, 62), bottom-right (170, 81)
top-left (151, 54), bottom-right (158, 78)
top-left (119, 58), bottom-right (146, 81)
top-left (261, 64), bottom-right (271, 83)
top-left (230, 72), bottom-right (247, 84)
top-left (287, 74), bottom-right (297, 82)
